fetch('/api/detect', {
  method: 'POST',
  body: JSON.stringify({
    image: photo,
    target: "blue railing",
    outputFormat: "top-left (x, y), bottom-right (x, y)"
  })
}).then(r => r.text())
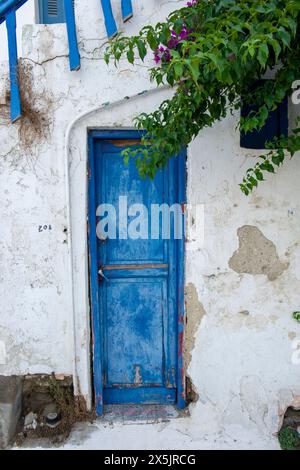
top-left (0, 0), bottom-right (80, 122)
top-left (0, 0), bottom-right (134, 122)
top-left (101, 0), bottom-right (133, 39)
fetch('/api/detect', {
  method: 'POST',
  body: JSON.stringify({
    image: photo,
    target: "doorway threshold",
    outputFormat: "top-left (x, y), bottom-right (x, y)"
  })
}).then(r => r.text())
top-left (101, 405), bottom-right (183, 424)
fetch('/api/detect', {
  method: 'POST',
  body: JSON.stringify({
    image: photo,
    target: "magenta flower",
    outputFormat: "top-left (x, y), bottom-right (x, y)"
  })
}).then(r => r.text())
top-left (153, 24), bottom-right (195, 65)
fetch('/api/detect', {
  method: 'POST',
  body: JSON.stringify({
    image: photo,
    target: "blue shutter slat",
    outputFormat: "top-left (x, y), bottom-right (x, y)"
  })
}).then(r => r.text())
top-left (278, 94), bottom-right (288, 139)
top-left (240, 80), bottom-right (289, 149)
top-left (121, 0), bottom-right (133, 22)
top-left (100, 0), bottom-right (118, 39)
top-left (39, 0), bottom-right (65, 24)
top-left (64, 0), bottom-right (80, 71)
top-left (6, 9), bottom-right (22, 122)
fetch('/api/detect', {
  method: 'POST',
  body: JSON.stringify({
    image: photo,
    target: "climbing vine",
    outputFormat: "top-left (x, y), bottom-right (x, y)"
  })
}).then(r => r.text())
top-left (105, 0), bottom-right (300, 194)
top-left (293, 311), bottom-right (300, 323)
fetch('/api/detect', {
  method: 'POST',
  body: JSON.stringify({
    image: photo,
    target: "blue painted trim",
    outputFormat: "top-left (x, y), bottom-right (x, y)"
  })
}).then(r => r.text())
top-left (0, 0), bottom-right (28, 23)
top-left (104, 387), bottom-right (176, 405)
top-left (240, 80), bottom-right (289, 149)
top-left (102, 267), bottom-right (169, 279)
top-left (89, 129), bottom-right (144, 140)
top-left (100, 0), bottom-right (118, 39)
top-left (121, 0), bottom-right (133, 22)
top-left (88, 130), bottom-right (187, 413)
top-left (38, 0), bottom-right (65, 24)
top-left (279, 96), bottom-right (288, 138)
top-left (88, 132), bottom-right (104, 416)
top-left (64, 0), bottom-right (81, 71)
top-left (6, 9), bottom-right (21, 122)
top-left (176, 148), bottom-right (187, 409)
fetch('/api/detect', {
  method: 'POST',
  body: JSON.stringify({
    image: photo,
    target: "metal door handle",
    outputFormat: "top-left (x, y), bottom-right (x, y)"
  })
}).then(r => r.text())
top-left (98, 269), bottom-right (109, 281)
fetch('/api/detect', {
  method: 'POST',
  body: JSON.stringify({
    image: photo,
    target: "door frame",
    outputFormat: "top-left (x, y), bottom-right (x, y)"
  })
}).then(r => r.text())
top-left (88, 129), bottom-right (186, 415)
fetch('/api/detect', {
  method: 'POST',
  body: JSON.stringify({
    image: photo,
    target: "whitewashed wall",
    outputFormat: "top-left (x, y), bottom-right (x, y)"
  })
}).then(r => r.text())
top-left (0, 0), bottom-right (299, 449)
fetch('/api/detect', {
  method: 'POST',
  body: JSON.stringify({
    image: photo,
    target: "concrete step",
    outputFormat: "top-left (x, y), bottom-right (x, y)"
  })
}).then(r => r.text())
top-left (0, 376), bottom-right (23, 448)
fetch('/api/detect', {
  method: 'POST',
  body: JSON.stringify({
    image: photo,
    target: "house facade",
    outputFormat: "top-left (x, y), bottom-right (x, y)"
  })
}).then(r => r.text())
top-left (0, 0), bottom-right (299, 449)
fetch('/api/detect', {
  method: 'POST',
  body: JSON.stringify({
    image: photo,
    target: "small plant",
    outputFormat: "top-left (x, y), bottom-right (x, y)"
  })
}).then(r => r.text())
top-left (48, 376), bottom-right (93, 423)
top-left (293, 312), bottom-right (300, 323)
top-left (278, 427), bottom-right (300, 450)
top-left (48, 376), bottom-right (76, 419)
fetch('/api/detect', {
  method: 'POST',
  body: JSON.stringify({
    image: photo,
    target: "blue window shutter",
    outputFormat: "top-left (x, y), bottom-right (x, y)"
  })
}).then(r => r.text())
top-left (121, 0), bottom-right (133, 22)
top-left (39, 0), bottom-right (66, 24)
top-left (240, 80), bottom-right (288, 150)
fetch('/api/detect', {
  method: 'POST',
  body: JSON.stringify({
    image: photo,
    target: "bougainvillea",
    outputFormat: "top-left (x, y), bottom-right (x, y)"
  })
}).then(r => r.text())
top-left (105, 0), bottom-right (300, 194)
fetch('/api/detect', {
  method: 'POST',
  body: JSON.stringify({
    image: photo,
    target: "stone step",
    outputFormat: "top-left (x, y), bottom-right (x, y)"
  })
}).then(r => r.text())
top-left (0, 376), bottom-right (23, 448)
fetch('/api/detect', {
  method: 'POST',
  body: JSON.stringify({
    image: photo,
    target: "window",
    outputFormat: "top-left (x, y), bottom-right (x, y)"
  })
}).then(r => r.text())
top-left (240, 80), bottom-right (288, 150)
top-left (38, 0), bottom-right (71, 24)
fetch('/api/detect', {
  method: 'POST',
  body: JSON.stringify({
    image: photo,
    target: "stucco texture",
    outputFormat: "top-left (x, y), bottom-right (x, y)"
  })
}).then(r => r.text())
top-left (0, 0), bottom-right (300, 449)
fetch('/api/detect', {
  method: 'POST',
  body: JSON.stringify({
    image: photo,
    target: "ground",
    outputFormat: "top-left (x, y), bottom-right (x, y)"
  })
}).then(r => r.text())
top-left (12, 405), bottom-right (280, 450)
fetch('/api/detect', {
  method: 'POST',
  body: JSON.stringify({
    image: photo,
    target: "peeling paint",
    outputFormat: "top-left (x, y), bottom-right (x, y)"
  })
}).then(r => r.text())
top-left (184, 283), bottom-right (206, 369)
top-left (278, 391), bottom-right (300, 431)
top-left (185, 376), bottom-right (199, 404)
top-left (134, 366), bottom-right (142, 385)
top-left (229, 225), bottom-right (289, 281)
top-left (0, 0), bottom-right (299, 450)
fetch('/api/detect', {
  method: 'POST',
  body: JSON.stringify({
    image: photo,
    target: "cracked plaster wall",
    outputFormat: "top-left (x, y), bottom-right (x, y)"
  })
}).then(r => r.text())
top-left (0, 0), bottom-right (300, 449)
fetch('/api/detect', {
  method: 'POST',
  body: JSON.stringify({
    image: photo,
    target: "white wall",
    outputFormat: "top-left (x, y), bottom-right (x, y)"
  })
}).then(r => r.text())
top-left (0, 0), bottom-right (299, 449)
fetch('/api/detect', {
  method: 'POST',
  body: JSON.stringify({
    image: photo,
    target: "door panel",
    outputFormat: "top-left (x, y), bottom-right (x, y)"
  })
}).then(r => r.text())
top-left (89, 131), bottom-right (185, 410)
top-left (95, 142), bottom-right (167, 265)
top-left (105, 278), bottom-right (167, 386)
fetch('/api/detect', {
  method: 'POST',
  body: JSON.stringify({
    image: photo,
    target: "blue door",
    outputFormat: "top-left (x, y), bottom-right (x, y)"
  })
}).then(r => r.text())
top-left (88, 130), bottom-right (186, 414)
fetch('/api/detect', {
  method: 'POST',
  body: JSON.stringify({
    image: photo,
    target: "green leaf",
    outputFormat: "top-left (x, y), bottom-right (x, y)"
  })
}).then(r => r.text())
top-left (127, 48), bottom-right (135, 64)
top-left (277, 28), bottom-right (291, 48)
top-left (255, 169), bottom-right (264, 181)
top-left (269, 39), bottom-right (281, 61)
top-left (293, 311), bottom-right (300, 323)
top-left (174, 62), bottom-right (184, 78)
top-left (137, 40), bottom-right (147, 61)
top-left (186, 59), bottom-right (200, 82)
top-left (257, 43), bottom-right (269, 68)
top-left (146, 30), bottom-right (158, 51)
top-left (260, 161), bottom-right (275, 173)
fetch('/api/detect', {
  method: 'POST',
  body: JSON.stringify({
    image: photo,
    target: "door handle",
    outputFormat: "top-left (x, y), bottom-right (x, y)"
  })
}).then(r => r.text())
top-left (98, 269), bottom-right (109, 281)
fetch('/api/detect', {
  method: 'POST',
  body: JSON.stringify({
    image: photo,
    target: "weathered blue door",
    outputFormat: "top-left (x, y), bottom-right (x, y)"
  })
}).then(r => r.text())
top-left (88, 130), bottom-right (186, 414)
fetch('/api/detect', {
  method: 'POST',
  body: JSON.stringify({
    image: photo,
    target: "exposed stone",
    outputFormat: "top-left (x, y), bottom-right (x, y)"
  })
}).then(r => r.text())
top-left (184, 283), bottom-right (206, 370)
top-left (24, 412), bottom-right (38, 430)
top-left (229, 225), bottom-right (289, 281)
top-left (0, 375), bottom-right (23, 448)
top-left (283, 408), bottom-right (300, 428)
top-left (278, 391), bottom-right (300, 430)
top-left (186, 376), bottom-right (199, 404)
